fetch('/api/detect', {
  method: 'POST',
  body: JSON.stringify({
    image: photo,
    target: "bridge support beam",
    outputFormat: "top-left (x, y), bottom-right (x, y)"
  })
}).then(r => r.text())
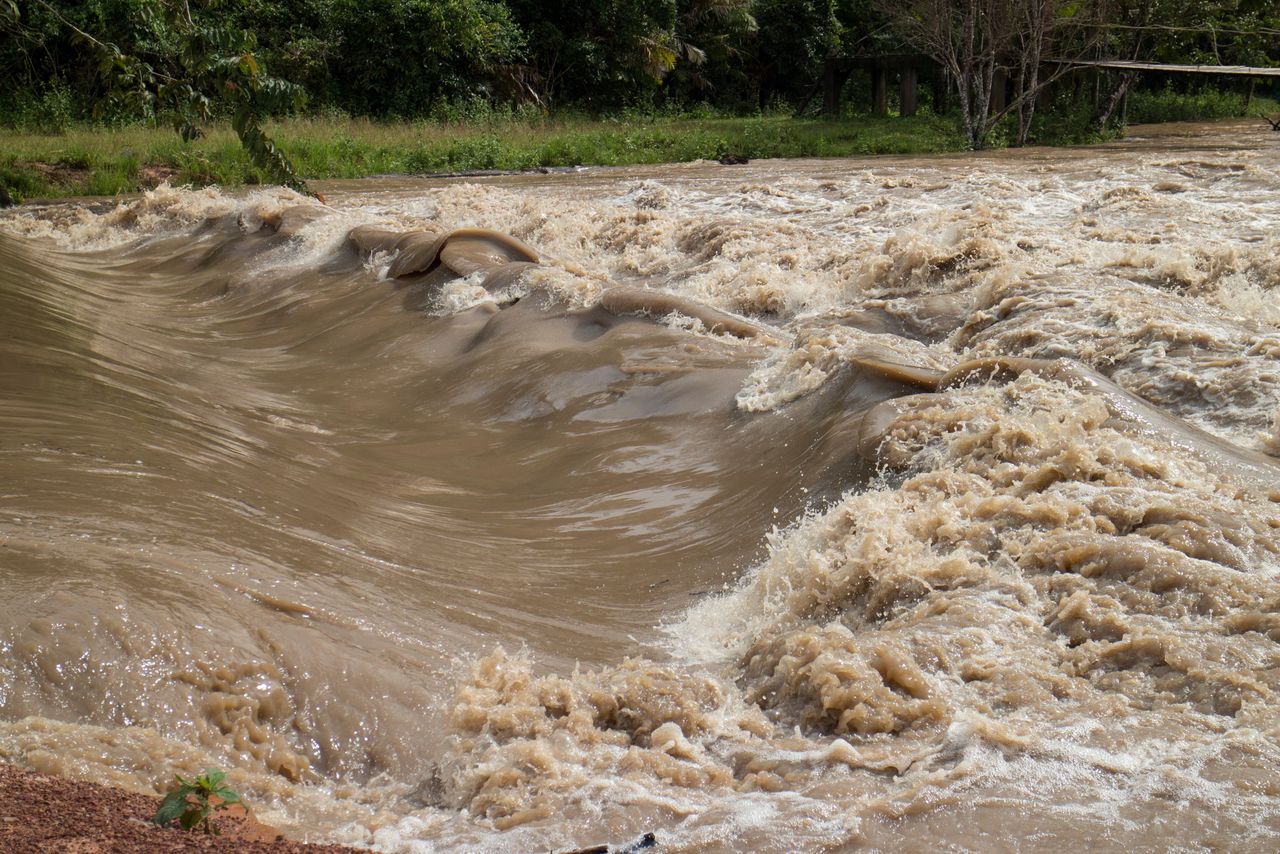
top-left (900, 67), bottom-right (918, 116)
top-left (822, 63), bottom-right (840, 115)
top-left (872, 67), bottom-right (888, 116)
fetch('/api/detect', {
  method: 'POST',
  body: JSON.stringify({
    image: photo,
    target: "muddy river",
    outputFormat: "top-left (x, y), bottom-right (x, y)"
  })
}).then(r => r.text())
top-left (2, 120), bottom-right (1279, 851)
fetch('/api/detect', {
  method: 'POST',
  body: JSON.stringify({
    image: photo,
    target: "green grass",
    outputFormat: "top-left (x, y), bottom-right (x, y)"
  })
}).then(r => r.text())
top-left (2, 90), bottom-right (1274, 203)
top-left (1127, 87), bottom-right (1280, 125)
top-left (0, 113), bottom-right (965, 201)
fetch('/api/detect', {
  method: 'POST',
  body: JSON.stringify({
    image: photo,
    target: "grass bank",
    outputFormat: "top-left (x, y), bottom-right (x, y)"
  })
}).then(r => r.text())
top-left (0, 113), bottom-right (964, 201)
top-left (3, 93), bottom-right (1275, 203)
top-left (1127, 86), bottom-right (1278, 124)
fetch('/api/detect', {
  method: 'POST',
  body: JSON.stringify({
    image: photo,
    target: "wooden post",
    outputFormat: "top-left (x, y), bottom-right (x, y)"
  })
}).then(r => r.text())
top-left (900, 66), bottom-right (918, 116)
top-left (932, 70), bottom-right (948, 114)
top-left (872, 67), bottom-right (888, 116)
top-left (990, 69), bottom-right (1007, 114)
top-left (822, 62), bottom-right (839, 115)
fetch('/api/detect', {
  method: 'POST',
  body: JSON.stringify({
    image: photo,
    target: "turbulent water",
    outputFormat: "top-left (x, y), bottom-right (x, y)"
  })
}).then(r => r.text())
top-left (2, 120), bottom-right (1279, 852)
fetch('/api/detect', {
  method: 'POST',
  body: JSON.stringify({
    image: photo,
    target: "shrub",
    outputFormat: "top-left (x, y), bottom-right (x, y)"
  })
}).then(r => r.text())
top-left (152, 768), bottom-right (244, 835)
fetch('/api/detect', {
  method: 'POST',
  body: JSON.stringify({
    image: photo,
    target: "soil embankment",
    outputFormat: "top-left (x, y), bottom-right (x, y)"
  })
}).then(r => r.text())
top-left (0, 764), bottom-right (362, 853)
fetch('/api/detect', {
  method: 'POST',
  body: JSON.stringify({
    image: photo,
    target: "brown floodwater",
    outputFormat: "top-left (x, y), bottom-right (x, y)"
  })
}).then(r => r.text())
top-left (1, 119), bottom-right (1279, 852)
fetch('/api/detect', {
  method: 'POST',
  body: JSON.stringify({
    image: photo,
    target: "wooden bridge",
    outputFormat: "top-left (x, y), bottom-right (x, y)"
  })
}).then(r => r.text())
top-left (815, 54), bottom-right (1280, 117)
top-left (1047, 59), bottom-right (1280, 77)
top-left (814, 54), bottom-right (937, 117)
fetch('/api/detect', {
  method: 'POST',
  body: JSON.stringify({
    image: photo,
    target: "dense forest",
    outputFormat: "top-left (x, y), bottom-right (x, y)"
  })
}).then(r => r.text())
top-left (1, 0), bottom-right (1278, 198)
top-left (4, 1), bottom-right (1278, 123)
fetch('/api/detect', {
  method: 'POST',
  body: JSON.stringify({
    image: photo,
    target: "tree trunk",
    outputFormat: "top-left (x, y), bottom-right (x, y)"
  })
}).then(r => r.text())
top-left (1016, 31), bottom-right (1044, 146)
top-left (1088, 71), bottom-right (1136, 133)
top-left (957, 80), bottom-right (975, 149)
top-left (969, 56), bottom-right (997, 150)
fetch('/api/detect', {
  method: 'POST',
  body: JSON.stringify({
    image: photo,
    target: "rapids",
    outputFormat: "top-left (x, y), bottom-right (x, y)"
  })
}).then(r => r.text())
top-left (1, 119), bottom-right (1279, 852)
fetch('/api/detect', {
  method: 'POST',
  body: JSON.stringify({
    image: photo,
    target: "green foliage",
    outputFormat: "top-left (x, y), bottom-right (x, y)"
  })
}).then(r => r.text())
top-left (1126, 84), bottom-right (1272, 124)
top-left (4, 1), bottom-right (310, 191)
top-left (0, 164), bottom-right (53, 203)
top-left (327, 0), bottom-right (524, 117)
top-left (1026, 99), bottom-right (1122, 146)
top-left (13, 84), bottom-right (78, 133)
top-left (662, 0), bottom-right (757, 107)
top-left (0, 113), bottom-right (966, 199)
top-left (94, 1), bottom-right (309, 190)
top-left (84, 160), bottom-right (135, 193)
top-left (0, 82), bottom-right (84, 133)
top-left (752, 0), bottom-right (838, 98)
top-left (505, 0), bottom-right (680, 109)
top-left (55, 147), bottom-right (95, 169)
top-left (172, 148), bottom-right (221, 183)
top-left (2, 0), bottom-right (1278, 169)
top-left (4, 0), bottom-right (1280, 128)
top-left (152, 768), bottom-right (244, 835)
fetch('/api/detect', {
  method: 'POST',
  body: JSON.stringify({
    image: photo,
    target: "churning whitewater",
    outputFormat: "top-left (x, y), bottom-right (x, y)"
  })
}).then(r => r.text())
top-left (1, 120), bottom-right (1279, 852)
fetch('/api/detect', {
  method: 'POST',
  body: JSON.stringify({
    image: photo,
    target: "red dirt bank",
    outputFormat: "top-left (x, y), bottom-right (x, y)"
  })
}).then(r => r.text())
top-left (0, 763), bottom-right (362, 853)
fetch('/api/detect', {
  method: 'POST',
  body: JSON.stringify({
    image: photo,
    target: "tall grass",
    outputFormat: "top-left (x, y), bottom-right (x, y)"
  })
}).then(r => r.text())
top-left (2, 86), bottom-right (1274, 202)
top-left (1127, 85), bottom-right (1279, 124)
top-left (0, 113), bottom-right (965, 201)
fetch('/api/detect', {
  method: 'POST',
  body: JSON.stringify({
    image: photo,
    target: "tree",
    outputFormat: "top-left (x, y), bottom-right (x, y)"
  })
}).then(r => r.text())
top-left (752, 0), bottom-right (840, 107)
top-left (665, 0), bottom-right (757, 105)
top-left (882, 0), bottom-right (1014, 147)
top-left (504, 0), bottom-right (679, 109)
top-left (326, 0), bottom-right (523, 117)
top-left (1085, 0), bottom-right (1280, 132)
top-left (8, 0), bottom-right (310, 190)
top-left (879, 0), bottom-right (1098, 148)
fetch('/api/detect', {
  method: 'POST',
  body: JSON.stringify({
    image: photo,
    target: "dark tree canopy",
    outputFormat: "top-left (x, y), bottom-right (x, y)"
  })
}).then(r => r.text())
top-left (2, 0), bottom-right (1278, 155)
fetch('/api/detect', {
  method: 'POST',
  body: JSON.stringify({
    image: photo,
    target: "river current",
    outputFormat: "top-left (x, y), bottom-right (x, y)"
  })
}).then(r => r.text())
top-left (1, 120), bottom-right (1279, 851)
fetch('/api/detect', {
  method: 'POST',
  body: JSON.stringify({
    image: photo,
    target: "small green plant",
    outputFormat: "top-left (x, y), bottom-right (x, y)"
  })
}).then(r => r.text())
top-left (152, 768), bottom-right (244, 834)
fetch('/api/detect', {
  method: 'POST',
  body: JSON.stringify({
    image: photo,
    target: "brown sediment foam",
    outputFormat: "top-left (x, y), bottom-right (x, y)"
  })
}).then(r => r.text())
top-left (953, 271), bottom-right (1280, 448)
top-left (836, 293), bottom-right (974, 342)
top-left (735, 324), bottom-right (956, 412)
top-left (352, 223), bottom-right (546, 296)
top-left (430, 368), bottom-right (1280, 838)
top-left (848, 355), bottom-right (944, 389)
top-left (826, 352), bottom-right (1280, 493)
top-left (438, 231), bottom-right (539, 276)
top-left (934, 356), bottom-right (1280, 493)
top-left (708, 371), bottom-right (1280, 784)
top-left (346, 223), bottom-right (418, 252)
